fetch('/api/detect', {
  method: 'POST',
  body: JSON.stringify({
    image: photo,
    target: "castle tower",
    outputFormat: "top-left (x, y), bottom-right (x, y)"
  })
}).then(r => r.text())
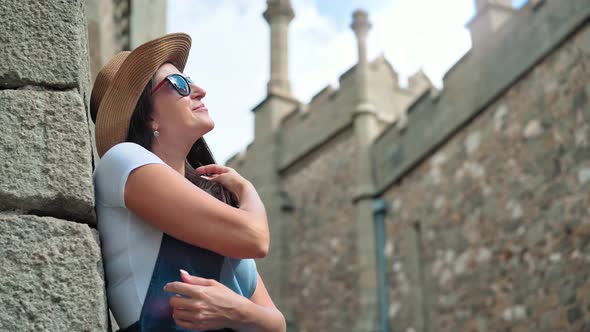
top-left (129, 0), bottom-right (167, 48)
top-left (351, 9), bottom-right (374, 115)
top-left (233, 0), bottom-right (299, 323)
top-left (254, 0), bottom-right (299, 141)
top-left (351, 9), bottom-right (381, 332)
top-left (263, 0), bottom-right (294, 97)
top-left (475, 0), bottom-right (511, 10)
top-left (467, 0), bottom-right (516, 49)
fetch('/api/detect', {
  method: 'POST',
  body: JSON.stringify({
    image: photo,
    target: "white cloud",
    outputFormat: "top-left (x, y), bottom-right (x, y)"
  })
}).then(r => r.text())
top-left (167, 0), bottom-right (477, 163)
top-left (369, 0), bottom-right (474, 86)
top-left (290, 1), bottom-right (356, 100)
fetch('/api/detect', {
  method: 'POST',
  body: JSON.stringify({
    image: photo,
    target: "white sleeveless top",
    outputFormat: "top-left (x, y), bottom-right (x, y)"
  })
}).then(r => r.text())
top-left (93, 143), bottom-right (257, 329)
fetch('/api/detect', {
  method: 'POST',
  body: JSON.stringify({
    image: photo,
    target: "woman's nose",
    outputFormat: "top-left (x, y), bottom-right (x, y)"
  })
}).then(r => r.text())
top-left (191, 83), bottom-right (206, 99)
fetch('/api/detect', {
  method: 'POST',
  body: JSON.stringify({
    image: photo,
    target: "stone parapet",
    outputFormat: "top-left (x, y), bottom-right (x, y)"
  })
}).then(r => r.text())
top-left (0, 214), bottom-right (107, 331)
top-left (279, 91), bottom-right (355, 171)
top-left (0, 90), bottom-right (95, 224)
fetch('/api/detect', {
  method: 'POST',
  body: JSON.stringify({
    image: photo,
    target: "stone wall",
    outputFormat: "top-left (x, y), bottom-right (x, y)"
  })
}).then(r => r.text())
top-left (86, 0), bottom-right (167, 81)
top-left (380, 14), bottom-right (589, 332)
top-left (0, 0), bottom-right (107, 330)
top-left (278, 76), bottom-right (356, 170)
top-left (228, 0), bottom-right (590, 330)
top-left (281, 129), bottom-right (360, 331)
top-left (86, 0), bottom-right (126, 82)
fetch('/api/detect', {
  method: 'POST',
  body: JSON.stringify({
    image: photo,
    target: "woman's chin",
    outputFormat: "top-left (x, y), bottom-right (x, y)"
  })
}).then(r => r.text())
top-left (196, 121), bottom-right (215, 136)
top-left (203, 119), bottom-right (215, 131)
top-left (194, 113), bottom-right (214, 130)
top-left (189, 116), bottom-right (214, 132)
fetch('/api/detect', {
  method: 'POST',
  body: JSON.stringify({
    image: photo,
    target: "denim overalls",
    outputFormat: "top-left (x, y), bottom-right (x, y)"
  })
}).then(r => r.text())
top-left (118, 234), bottom-right (235, 332)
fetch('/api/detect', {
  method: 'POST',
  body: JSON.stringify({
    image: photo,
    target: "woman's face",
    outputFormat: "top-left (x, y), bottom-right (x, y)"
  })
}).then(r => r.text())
top-left (150, 63), bottom-right (214, 142)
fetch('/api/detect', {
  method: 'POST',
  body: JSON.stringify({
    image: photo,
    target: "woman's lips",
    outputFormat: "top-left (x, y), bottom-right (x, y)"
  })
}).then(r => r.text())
top-left (192, 104), bottom-right (208, 112)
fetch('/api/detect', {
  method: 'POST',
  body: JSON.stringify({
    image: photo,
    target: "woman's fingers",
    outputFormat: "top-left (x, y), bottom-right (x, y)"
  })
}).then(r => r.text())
top-left (169, 295), bottom-right (197, 310)
top-left (195, 165), bottom-right (251, 200)
top-left (164, 281), bottom-right (204, 299)
top-left (173, 316), bottom-right (201, 331)
top-left (206, 173), bottom-right (228, 184)
top-left (173, 307), bottom-right (213, 331)
top-left (167, 277), bottom-right (237, 331)
top-left (180, 269), bottom-right (214, 286)
top-left (195, 164), bottom-right (230, 175)
top-left (173, 307), bottom-right (201, 322)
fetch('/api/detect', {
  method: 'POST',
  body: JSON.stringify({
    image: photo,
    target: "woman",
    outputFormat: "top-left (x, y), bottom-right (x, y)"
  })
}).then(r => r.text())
top-left (91, 33), bottom-right (285, 331)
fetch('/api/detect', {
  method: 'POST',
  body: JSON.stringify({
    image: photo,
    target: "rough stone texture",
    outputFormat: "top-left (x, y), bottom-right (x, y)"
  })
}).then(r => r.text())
top-left (0, 213), bottom-right (107, 331)
top-left (281, 130), bottom-right (360, 332)
top-left (0, 0), bottom-right (94, 167)
top-left (0, 0), bottom-right (90, 92)
top-left (0, 90), bottom-right (95, 224)
top-left (382, 23), bottom-right (590, 331)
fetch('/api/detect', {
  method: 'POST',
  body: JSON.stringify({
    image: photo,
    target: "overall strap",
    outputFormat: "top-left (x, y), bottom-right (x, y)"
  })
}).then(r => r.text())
top-left (133, 234), bottom-right (234, 332)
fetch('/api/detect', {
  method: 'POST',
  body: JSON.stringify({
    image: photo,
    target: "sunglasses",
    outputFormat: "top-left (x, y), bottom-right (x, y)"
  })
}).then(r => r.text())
top-left (152, 73), bottom-right (194, 96)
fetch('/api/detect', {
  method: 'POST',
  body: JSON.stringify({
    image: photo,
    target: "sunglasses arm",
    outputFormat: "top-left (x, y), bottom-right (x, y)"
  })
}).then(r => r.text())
top-left (152, 78), bottom-right (168, 94)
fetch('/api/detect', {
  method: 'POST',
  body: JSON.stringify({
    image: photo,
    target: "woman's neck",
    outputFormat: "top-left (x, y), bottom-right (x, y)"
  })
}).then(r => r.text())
top-left (151, 139), bottom-right (190, 175)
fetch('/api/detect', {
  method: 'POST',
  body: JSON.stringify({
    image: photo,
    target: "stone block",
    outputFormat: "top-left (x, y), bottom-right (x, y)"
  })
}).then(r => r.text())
top-left (0, 213), bottom-right (107, 331)
top-left (0, 90), bottom-right (95, 224)
top-left (0, 0), bottom-right (90, 94)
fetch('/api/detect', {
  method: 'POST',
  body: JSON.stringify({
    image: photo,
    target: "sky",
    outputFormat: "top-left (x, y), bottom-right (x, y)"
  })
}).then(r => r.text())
top-left (167, 0), bottom-right (528, 164)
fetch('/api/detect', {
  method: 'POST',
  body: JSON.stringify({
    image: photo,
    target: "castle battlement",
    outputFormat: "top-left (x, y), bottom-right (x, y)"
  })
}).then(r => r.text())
top-left (230, 54), bottom-right (430, 170)
top-left (372, 0), bottom-right (588, 193)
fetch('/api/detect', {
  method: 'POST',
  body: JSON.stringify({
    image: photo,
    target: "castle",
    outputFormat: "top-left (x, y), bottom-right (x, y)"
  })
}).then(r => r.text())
top-left (0, 0), bottom-right (588, 331)
top-left (227, 0), bottom-right (590, 331)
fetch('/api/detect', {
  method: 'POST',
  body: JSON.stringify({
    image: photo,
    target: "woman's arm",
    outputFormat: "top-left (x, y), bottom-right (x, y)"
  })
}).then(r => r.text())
top-left (227, 273), bottom-right (286, 332)
top-left (125, 164), bottom-right (269, 258)
top-left (165, 271), bottom-right (286, 332)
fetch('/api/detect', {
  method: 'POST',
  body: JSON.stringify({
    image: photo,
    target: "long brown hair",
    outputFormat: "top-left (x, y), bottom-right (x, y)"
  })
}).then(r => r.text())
top-left (127, 78), bottom-right (238, 207)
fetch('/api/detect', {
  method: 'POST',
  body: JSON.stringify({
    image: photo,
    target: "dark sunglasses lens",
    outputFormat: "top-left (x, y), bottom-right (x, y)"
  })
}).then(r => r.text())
top-left (168, 75), bottom-right (190, 96)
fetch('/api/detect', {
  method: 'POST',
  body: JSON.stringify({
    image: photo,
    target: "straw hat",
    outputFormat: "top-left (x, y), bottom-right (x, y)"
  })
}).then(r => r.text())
top-left (91, 33), bottom-right (191, 159)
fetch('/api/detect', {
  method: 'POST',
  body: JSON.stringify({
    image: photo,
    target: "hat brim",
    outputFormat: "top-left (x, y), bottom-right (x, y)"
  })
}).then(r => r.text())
top-left (95, 33), bottom-right (191, 158)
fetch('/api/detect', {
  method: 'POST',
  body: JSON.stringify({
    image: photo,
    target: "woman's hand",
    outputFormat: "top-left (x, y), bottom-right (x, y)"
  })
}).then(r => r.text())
top-left (195, 164), bottom-right (269, 257)
top-left (166, 270), bottom-right (287, 332)
top-left (164, 270), bottom-right (247, 331)
top-left (195, 164), bottom-right (252, 201)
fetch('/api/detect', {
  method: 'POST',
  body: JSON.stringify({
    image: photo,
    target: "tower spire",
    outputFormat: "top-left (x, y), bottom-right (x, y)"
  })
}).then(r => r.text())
top-left (351, 9), bottom-right (375, 114)
top-left (475, 0), bottom-right (512, 10)
top-left (467, 0), bottom-right (516, 50)
top-left (263, 0), bottom-right (294, 97)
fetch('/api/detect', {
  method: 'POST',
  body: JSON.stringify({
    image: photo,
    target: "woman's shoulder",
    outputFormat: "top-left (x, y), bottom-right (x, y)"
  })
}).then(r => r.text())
top-left (102, 142), bottom-right (156, 160)
top-left (93, 142), bottom-right (165, 207)
top-left (96, 142), bottom-right (163, 172)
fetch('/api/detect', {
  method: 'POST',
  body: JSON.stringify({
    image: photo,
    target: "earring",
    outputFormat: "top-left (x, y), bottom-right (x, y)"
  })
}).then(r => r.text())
top-left (153, 130), bottom-right (160, 138)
